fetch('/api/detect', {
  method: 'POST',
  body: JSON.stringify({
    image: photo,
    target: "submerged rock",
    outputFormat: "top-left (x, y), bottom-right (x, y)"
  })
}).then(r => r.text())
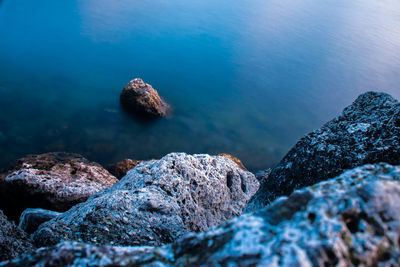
top-left (0, 152), bottom-right (118, 221)
top-left (120, 78), bottom-right (171, 118)
top-left (33, 153), bottom-right (259, 247)
top-left (0, 210), bottom-right (34, 262)
top-left (9, 163), bottom-right (400, 266)
top-left (249, 91), bottom-right (400, 210)
top-left (107, 158), bottom-right (143, 179)
top-left (19, 208), bottom-right (61, 234)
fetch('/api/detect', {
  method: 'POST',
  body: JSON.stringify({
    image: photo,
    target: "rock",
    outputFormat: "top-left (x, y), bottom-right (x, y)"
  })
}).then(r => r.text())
top-left (0, 210), bottom-right (34, 262)
top-left (0, 152), bottom-right (118, 221)
top-left (248, 91), bottom-right (400, 210)
top-left (0, 241), bottom-right (170, 267)
top-left (120, 78), bottom-right (171, 118)
top-left (10, 163), bottom-right (400, 266)
top-left (32, 153), bottom-right (259, 247)
top-left (255, 168), bottom-right (271, 183)
top-left (107, 159), bottom-right (143, 179)
top-left (19, 208), bottom-right (61, 234)
top-left (218, 153), bottom-right (247, 171)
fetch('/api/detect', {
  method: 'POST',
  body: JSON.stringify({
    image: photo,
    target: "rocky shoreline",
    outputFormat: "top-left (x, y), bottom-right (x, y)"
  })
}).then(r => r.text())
top-left (0, 91), bottom-right (399, 266)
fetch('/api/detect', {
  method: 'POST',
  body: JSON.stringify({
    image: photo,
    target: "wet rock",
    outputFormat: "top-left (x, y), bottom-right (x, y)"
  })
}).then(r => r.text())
top-left (218, 153), bottom-right (247, 171)
top-left (10, 164), bottom-right (400, 266)
top-left (0, 210), bottom-right (34, 262)
top-left (107, 159), bottom-right (143, 179)
top-left (33, 153), bottom-right (259, 247)
top-left (19, 208), bottom-right (61, 234)
top-left (120, 78), bottom-right (171, 118)
top-left (248, 91), bottom-right (400, 210)
top-left (0, 152), bottom-right (118, 221)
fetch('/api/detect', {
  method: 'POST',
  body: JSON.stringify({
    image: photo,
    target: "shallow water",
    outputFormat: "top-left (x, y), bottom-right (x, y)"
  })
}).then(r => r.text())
top-left (0, 0), bottom-right (399, 171)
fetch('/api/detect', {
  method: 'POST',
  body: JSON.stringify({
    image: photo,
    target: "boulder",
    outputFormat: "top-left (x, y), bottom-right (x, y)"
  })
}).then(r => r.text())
top-left (0, 210), bottom-right (34, 262)
top-left (0, 241), bottom-right (168, 267)
top-left (248, 91), bottom-right (400, 210)
top-left (32, 153), bottom-right (259, 247)
top-left (19, 208), bottom-right (61, 234)
top-left (218, 153), bottom-right (247, 171)
top-left (107, 159), bottom-right (143, 179)
top-left (9, 163), bottom-right (400, 266)
top-left (0, 152), bottom-right (118, 221)
top-left (120, 78), bottom-right (171, 118)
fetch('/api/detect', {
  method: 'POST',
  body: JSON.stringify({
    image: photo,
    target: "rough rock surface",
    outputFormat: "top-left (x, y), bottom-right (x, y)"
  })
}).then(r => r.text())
top-left (0, 210), bottom-right (34, 262)
top-left (218, 153), bottom-right (247, 171)
top-left (9, 163), bottom-right (400, 266)
top-left (19, 208), bottom-right (61, 234)
top-left (107, 159), bottom-right (143, 179)
top-left (249, 91), bottom-right (400, 210)
top-left (120, 78), bottom-right (171, 118)
top-left (33, 153), bottom-right (259, 247)
top-left (0, 152), bottom-right (118, 221)
top-left (1, 241), bottom-right (168, 267)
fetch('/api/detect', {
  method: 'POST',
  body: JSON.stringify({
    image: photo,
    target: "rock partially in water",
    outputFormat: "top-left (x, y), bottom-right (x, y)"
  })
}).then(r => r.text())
top-left (33, 153), bottom-right (259, 247)
top-left (0, 152), bottom-right (118, 221)
top-left (120, 78), bottom-right (171, 118)
top-left (9, 164), bottom-right (400, 266)
top-left (19, 208), bottom-right (61, 234)
top-left (0, 210), bottom-right (34, 262)
top-left (107, 158), bottom-right (143, 179)
top-left (218, 153), bottom-right (247, 171)
top-left (248, 91), bottom-right (400, 210)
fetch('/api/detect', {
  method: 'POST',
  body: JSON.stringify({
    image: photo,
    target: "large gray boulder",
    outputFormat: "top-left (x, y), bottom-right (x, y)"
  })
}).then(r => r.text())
top-left (0, 152), bottom-right (118, 221)
top-left (32, 153), bottom-right (259, 247)
top-left (8, 163), bottom-right (400, 266)
top-left (0, 210), bottom-right (34, 262)
top-left (248, 91), bottom-right (400, 210)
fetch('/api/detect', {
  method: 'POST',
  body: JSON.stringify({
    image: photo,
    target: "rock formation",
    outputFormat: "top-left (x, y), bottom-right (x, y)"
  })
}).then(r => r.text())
top-left (19, 208), bottom-right (61, 234)
top-left (0, 152), bottom-right (118, 220)
top-left (120, 78), bottom-right (171, 118)
top-left (7, 163), bottom-right (400, 266)
top-left (248, 91), bottom-right (400, 210)
top-left (0, 210), bottom-right (34, 262)
top-left (107, 159), bottom-right (143, 179)
top-left (32, 153), bottom-right (259, 247)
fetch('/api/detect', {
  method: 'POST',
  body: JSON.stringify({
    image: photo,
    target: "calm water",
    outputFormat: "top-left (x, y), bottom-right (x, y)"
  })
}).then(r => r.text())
top-left (0, 0), bottom-right (399, 171)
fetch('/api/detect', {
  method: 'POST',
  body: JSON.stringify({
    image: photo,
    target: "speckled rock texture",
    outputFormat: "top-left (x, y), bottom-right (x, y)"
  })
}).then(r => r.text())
top-left (19, 208), bottom-right (61, 234)
top-left (107, 159), bottom-right (143, 179)
top-left (0, 210), bottom-right (34, 262)
top-left (0, 152), bottom-right (118, 221)
top-left (1, 241), bottom-right (170, 267)
top-left (8, 163), bottom-right (400, 266)
top-left (248, 91), bottom-right (400, 210)
top-left (120, 78), bottom-right (171, 118)
top-left (32, 153), bottom-right (259, 247)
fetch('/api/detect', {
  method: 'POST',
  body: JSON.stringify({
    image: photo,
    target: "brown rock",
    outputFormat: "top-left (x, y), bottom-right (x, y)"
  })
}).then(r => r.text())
top-left (0, 152), bottom-right (118, 221)
top-left (120, 78), bottom-right (171, 118)
top-left (107, 159), bottom-right (143, 179)
top-left (218, 153), bottom-right (247, 171)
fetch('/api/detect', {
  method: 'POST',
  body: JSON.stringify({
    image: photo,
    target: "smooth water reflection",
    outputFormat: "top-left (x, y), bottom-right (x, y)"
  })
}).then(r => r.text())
top-left (0, 0), bottom-right (399, 170)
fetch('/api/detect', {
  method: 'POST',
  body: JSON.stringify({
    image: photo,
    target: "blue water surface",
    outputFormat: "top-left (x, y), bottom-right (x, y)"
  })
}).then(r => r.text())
top-left (0, 0), bottom-right (399, 170)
